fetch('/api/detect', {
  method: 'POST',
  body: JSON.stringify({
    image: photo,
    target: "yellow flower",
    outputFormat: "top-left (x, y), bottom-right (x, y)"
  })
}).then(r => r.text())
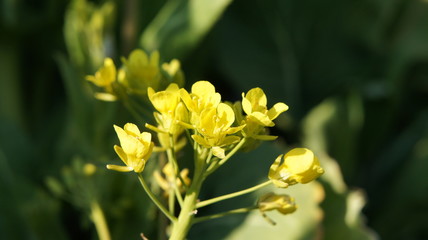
top-left (86, 58), bottom-right (118, 101)
top-left (180, 81), bottom-right (221, 124)
top-left (242, 88), bottom-right (288, 127)
top-left (162, 59), bottom-right (185, 87)
top-left (83, 163), bottom-right (97, 176)
top-left (153, 163), bottom-right (191, 196)
top-left (107, 123), bottom-right (154, 173)
top-left (120, 49), bottom-right (161, 94)
top-left (269, 148), bottom-right (324, 188)
top-left (147, 83), bottom-right (188, 135)
top-left (192, 103), bottom-right (245, 158)
top-left (258, 192), bottom-right (297, 215)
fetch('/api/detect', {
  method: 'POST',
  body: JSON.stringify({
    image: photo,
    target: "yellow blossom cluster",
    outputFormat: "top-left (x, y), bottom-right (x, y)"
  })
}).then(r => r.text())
top-left (86, 49), bottom-right (184, 101)
top-left (103, 76), bottom-right (324, 229)
top-left (144, 81), bottom-right (288, 159)
top-left (107, 80), bottom-right (293, 172)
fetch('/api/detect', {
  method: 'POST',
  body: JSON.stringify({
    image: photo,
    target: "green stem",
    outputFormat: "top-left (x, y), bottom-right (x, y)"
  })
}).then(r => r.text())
top-left (169, 188), bottom-right (175, 214)
top-left (169, 172), bottom-right (204, 240)
top-left (205, 138), bottom-right (246, 177)
top-left (196, 180), bottom-right (272, 209)
top-left (193, 206), bottom-right (257, 224)
top-left (167, 135), bottom-right (188, 191)
top-left (137, 173), bottom-right (177, 222)
top-left (90, 200), bottom-right (111, 240)
top-left (173, 184), bottom-right (184, 207)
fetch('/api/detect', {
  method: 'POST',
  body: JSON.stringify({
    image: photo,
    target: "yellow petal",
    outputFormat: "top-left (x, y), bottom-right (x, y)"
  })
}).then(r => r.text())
top-left (149, 51), bottom-right (160, 66)
top-left (114, 145), bottom-right (128, 165)
top-left (124, 123), bottom-right (141, 135)
top-left (217, 103), bottom-right (235, 128)
top-left (141, 131), bottom-right (152, 143)
top-left (212, 146), bottom-right (225, 159)
top-left (268, 154), bottom-right (283, 181)
top-left (129, 49), bottom-right (148, 67)
top-left (283, 148), bottom-right (315, 174)
top-left (133, 159), bottom-right (146, 173)
top-left (165, 83), bottom-right (179, 92)
top-left (246, 88), bottom-right (267, 107)
top-left (94, 92), bottom-right (117, 101)
top-left (145, 123), bottom-right (168, 134)
top-left (226, 124), bottom-right (246, 135)
top-left (147, 87), bottom-right (155, 100)
top-left (151, 92), bottom-right (173, 113)
top-left (267, 102), bottom-right (289, 120)
top-left (220, 136), bottom-right (241, 146)
top-left (191, 81), bottom-right (216, 97)
top-left (199, 108), bottom-right (217, 133)
top-left (252, 134), bottom-right (278, 141)
top-left (179, 88), bottom-right (194, 111)
top-left (192, 135), bottom-right (210, 147)
top-left (153, 170), bottom-right (170, 191)
top-left (106, 164), bottom-right (133, 172)
top-left (250, 112), bottom-right (274, 127)
top-left (241, 94), bottom-right (253, 115)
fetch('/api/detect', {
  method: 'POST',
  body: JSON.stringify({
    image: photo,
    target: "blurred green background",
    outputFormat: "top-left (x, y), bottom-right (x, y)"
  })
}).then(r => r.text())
top-left (1, 0), bottom-right (428, 239)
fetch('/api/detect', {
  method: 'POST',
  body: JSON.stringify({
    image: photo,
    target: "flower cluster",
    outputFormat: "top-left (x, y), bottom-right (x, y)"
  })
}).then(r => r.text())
top-left (142, 81), bottom-right (287, 159)
top-left (100, 74), bottom-right (324, 238)
top-left (86, 49), bottom-right (184, 101)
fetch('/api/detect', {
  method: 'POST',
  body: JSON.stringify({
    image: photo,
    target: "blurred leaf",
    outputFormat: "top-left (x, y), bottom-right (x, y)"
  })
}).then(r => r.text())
top-left (225, 182), bottom-right (323, 240)
top-left (140, 0), bottom-right (232, 59)
top-left (189, 143), bottom-right (323, 239)
top-left (0, 43), bottom-right (23, 128)
top-left (214, 0), bottom-right (368, 117)
top-left (368, 110), bottom-right (428, 239)
top-left (302, 98), bottom-right (377, 240)
top-left (300, 92), bottom-right (364, 183)
top-left (64, 0), bottom-right (116, 72)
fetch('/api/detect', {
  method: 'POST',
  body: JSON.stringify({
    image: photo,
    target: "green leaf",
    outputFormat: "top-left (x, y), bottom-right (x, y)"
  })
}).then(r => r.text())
top-left (140, 0), bottom-right (232, 59)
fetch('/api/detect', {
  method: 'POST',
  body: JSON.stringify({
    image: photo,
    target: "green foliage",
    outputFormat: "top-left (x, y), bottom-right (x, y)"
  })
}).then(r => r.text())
top-left (2, 0), bottom-right (428, 239)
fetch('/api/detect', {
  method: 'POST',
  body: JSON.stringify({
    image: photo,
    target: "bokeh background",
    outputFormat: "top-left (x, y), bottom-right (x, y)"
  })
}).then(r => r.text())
top-left (1, 0), bottom-right (428, 239)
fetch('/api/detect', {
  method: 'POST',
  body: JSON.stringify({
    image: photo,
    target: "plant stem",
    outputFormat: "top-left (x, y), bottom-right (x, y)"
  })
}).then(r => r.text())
top-left (193, 206), bottom-right (257, 224)
top-left (169, 188), bottom-right (175, 214)
top-left (167, 134), bottom-right (188, 191)
top-left (90, 200), bottom-right (111, 240)
top-left (196, 180), bottom-right (272, 209)
top-left (205, 138), bottom-right (246, 177)
top-left (137, 173), bottom-right (177, 222)
top-left (169, 172), bottom-right (204, 240)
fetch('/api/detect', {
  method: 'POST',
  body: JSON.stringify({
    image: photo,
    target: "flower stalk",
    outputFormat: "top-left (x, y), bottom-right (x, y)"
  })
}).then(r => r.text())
top-left (99, 76), bottom-right (325, 239)
top-left (137, 173), bottom-right (177, 222)
top-left (196, 180), bottom-right (272, 209)
top-left (90, 200), bottom-right (111, 240)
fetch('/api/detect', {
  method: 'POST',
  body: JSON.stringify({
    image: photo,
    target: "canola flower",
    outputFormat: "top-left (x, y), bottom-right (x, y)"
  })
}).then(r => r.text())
top-left (86, 58), bottom-right (118, 101)
top-left (96, 57), bottom-right (324, 240)
top-left (192, 103), bottom-right (245, 158)
top-left (107, 123), bottom-right (154, 173)
top-left (269, 148), bottom-right (324, 188)
top-left (258, 192), bottom-right (297, 215)
top-left (180, 81), bottom-right (221, 125)
top-left (86, 49), bottom-right (185, 105)
top-left (120, 49), bottom-right (161, 94)
top-left (240, 87), bottom-right (288, 140)
top-left (147, 83), bottom-right (188, 135)
top-left (154, 163), bottom-right (191, 196)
